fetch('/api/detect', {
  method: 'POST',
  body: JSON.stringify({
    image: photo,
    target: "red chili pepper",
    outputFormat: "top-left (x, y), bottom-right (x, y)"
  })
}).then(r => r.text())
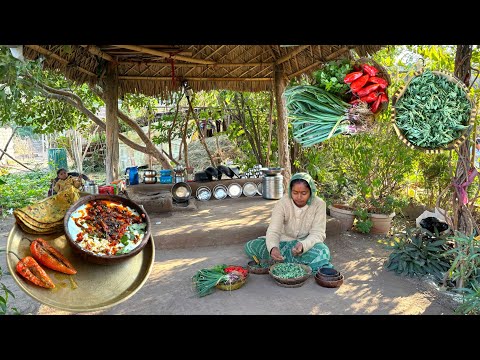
top-left (362, 64), bottom-right (379, 77)
top-left (380, 92), bottom-right (389, 103)
top-left (370, 95), bottom-right (383, 113)
top-left (369, 76), bottom-right (388, 89)
top-left (356, 84), bottom-right (381, 98)
top-left (343, 71), bottom-right (363, 84)
top-left (360, 92), bottom-right (379, 103)
top-left (16, 255), bottom-right (55, 289)
top-left (350, 75), bottom-right (370, 93)
top-left (30, 238), bottom-right (77, 275)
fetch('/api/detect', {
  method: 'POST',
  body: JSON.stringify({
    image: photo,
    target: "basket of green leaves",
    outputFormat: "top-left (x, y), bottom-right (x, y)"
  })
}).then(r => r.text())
top-left (391, 69), bottom-right (476, 153)
top-left (269, 263), bottom-right (311, 287)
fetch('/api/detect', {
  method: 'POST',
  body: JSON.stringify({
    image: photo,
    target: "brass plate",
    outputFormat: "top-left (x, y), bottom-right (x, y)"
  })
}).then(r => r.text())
top-left (6, 223), bottom-right (155, 313)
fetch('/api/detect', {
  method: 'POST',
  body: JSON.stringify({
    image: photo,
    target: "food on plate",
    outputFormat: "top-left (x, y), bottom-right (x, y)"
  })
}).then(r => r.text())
top-left (71, 199), bottom-right (147, 256)
top-left (14, 254), bottom-right (55, 289)
top-left (30, 237), bottom-right (77, 275)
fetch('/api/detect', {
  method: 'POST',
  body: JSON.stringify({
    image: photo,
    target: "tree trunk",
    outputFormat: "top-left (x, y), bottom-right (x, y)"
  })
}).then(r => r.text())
top-left (266, 91), bottom-right (274, 167)
top-left (104, 62), bottom-right (119, 183)
top-left (185, 95), bottom-right (216, 167)
top-left (453, 45), bottom-right (474, 235)
top-left (274, 65), bottom-right (292, 189)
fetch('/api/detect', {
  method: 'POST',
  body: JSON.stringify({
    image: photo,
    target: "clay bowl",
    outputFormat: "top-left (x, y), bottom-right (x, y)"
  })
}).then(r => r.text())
top-left (269, 263), bottom-right (311, 285)
top-left (64, 194), bottom-right (151, 265)
top-left (247, 259), bottom-right (275, 274)
top-left (316, 267), bottom-right (340, 278)
top-left (314, 273), bottom-right (344, 288)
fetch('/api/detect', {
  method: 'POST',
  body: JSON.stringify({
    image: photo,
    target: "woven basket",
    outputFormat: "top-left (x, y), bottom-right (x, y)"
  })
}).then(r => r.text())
top-left (247, 259), bottom-right (274, 275)
top-left (216, 277), bottom-right (247, 291)
top-left (215, 265), bottom-right (249, 291)
top-left (391, 69), bottom-right (476, 154)
top-left (269, 263), bottom-right (311, 285)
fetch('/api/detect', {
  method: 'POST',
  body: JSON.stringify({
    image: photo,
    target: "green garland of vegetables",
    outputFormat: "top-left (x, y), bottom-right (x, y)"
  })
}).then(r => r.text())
top-left (394, 71), bottom-right (472, 149)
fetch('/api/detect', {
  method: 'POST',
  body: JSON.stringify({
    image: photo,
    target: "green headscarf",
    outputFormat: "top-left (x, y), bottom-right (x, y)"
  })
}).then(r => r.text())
top-left (288, 172), bottom-right (317, 205)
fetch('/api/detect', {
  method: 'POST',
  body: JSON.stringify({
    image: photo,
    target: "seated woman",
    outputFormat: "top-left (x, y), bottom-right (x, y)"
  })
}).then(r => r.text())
top-left (52, 168), bottom-right (83, 194)
top-left (244, 172), bottom-right (333, 272)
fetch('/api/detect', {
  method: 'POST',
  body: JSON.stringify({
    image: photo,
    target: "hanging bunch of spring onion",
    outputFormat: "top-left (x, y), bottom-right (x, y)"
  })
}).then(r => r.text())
top-left (285, 85), bottom-right (374, 147)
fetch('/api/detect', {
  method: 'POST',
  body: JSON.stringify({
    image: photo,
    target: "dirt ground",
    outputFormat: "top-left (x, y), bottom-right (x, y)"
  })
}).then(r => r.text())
top-left (0, 198), bottom-right (461, 315)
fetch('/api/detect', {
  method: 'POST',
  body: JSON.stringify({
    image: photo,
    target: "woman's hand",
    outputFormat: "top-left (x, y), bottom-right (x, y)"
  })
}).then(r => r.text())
top-left (270, 247), bottom-right (284, 261)
top-left (291, 242), bottom-right (303, 257)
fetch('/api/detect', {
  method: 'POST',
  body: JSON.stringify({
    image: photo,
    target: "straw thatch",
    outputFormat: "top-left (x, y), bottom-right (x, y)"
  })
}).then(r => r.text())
top-left (23, 45), bottom-right (385, 97)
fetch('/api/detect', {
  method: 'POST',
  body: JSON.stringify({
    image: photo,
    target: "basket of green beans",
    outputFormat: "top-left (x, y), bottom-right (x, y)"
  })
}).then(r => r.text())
top-left (269, 263), bottom-right (311, 286)
top-left (391, 69), bottom-right (476, 153)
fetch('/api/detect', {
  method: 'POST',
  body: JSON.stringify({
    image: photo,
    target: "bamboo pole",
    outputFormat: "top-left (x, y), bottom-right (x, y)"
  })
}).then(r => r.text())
top-left (81, 45), bottom-right (114, 62)
top-left (118, 76), bottom-right (272, 81)
top-left (275, 45), bottom-right (310, 65)
top-left (117, 61), bottom-right (274, 67)
top-left (113, 45), bottom-right (216, 65)
top-left (26, 45), bottom-right (97, 77)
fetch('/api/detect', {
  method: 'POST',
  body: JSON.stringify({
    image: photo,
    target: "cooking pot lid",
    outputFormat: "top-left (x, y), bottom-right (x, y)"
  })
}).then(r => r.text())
top-left (257, 182), bottom-right (263, 195)
top-left (243, 182), bottom-right (257, 197)
top-left (196, 186), bottom-right (212, 201)
top-left (213, 185), bottom-right (228, 200)
top-left (227, 183), bottom-right (242, 198)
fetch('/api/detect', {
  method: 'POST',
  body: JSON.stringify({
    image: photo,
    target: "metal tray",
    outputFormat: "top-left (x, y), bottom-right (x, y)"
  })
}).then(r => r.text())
top-left (6, 223), bottom-right (155, 313)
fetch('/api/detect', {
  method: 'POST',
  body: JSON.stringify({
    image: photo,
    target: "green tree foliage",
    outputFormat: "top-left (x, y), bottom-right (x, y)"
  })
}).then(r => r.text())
top-left (0, 47), bottom-right (103, 134)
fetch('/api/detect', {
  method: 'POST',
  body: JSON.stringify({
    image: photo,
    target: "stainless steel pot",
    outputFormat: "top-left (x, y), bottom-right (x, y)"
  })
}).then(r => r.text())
top-left (144, 170), bottom-right (157, 177)
top-left (144, 176), bottom-right (157, 184)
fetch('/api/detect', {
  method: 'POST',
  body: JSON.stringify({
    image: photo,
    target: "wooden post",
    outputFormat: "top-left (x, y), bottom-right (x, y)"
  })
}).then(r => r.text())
top-left (274, 65), bottom-right (292, 189)
top-left (104, 62), bottom-right (119, 183)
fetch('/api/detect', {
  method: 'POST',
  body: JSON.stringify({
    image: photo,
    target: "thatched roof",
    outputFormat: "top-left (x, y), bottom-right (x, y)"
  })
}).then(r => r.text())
top-left (23, 45), bottom-right (385, 97)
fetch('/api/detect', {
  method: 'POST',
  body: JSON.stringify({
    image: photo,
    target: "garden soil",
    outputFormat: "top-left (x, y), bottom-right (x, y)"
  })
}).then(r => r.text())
top-left (0, 197), bottom-right (459, 315)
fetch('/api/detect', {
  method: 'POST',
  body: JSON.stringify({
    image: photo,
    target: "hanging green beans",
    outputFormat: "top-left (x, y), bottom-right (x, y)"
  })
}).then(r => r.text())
top-left (394, 71), bottom-right (472, 149)
top-left (285, 85), bottom-right (373, 147)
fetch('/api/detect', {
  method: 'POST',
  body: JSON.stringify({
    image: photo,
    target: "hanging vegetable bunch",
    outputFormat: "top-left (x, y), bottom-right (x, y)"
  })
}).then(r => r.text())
top-left (286, 59), bottom-right (390, 148)
top-left (192, 264), bottom-right (248, 297)
top-left (344, 62), bottom-right (390, 114)
top-left (285, 85), bottom-right (374, 147)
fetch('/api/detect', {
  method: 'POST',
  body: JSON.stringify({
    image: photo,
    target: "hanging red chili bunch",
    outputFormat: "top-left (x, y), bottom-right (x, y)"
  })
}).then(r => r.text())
top-left (343, 62), bottom-right (390, 114)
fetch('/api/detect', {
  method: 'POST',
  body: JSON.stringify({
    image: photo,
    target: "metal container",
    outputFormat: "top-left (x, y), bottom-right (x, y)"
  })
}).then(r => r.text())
top-left (196, 186), bottom-right (212, 201)
top-left (144, 176), bottom-right (157, 184)
top-left (144, 169), bottom-right (157, 177)
top-left (262, 174), bottom-right (283, 200)
top-left (84, 181), bottom-right (99, 194)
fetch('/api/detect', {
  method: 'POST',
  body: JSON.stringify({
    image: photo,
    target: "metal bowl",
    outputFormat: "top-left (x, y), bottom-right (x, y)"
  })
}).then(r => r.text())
top-left (260, 167), bottom-right (284, 176)
top-left (213, 184), bottom-right (228, 200)
top-left (143, 169), bottom-right (157, 177)
top-left (227, 183), bottom-right (242, 198)
top-left (257, 182), bottom-right (263, 196)
top-left (64, 194), bottom-right (151, 265)
top-left (196, 186), bottom-right (212, 201)
top-left (171, 182), bottom-right (192, 202)
top-left (242, 182), bottom-right (258, 197)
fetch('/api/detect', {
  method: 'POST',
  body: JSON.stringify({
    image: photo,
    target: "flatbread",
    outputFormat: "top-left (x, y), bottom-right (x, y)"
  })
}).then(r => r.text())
top-left (18, 186), bottom-right (80, 224)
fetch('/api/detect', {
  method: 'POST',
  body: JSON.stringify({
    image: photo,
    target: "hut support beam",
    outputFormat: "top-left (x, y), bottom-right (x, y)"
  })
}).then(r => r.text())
top-left (104, 62), bottom-right (119, 183)
top-left (274, 65), bottom-right (291, 188)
